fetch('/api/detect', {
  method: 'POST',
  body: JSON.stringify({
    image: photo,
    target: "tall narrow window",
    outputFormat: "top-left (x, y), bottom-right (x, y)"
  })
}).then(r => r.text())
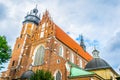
top-left (55, 71), bottom-right (61, 80)
top-left (79, 59), bottom-right (82, 68)
top-left (58, 46), bottom-right (63, 57)
top-left (34, 46), bottom-right (45, 66)
top-left (17, 44), bottom-right (20, 48)
top-left (70, 53), bottom-right (74, 63)
top-left (12, 61), bottom-right (15, 66)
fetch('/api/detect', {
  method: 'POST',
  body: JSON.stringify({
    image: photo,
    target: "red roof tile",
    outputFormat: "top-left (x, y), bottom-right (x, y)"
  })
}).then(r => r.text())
top-left (55, 26), bottom-right (93, 61)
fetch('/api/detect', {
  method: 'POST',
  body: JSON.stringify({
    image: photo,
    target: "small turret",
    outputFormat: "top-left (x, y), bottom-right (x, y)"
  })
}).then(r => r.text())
top-left (23, 5), bottom-right (40, 25)
top-left (92, 47), bottom-right (99, 58)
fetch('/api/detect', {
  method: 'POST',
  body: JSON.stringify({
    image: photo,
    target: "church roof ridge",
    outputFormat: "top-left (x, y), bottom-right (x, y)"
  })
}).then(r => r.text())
top-left (54, 23), bottom-right (92, 61)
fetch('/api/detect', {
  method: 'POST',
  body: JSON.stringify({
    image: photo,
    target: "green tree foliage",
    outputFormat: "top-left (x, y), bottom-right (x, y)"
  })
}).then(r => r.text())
top-left (0, 36), bottom-right (11, 69)
top-left (30, 69), bottom-right (54, 80)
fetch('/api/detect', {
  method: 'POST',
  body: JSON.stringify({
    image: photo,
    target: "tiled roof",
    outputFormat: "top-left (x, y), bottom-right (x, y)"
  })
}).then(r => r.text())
top-left (55, 26), bottom-right (93, 61)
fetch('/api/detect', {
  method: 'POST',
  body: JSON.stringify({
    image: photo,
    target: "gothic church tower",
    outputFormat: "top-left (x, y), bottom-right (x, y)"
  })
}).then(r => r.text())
top-left (5, 6), bottom-right (40, 79)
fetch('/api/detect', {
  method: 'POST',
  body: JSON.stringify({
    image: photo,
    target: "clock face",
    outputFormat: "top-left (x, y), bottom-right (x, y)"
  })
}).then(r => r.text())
top-left (65, 62), bottom-right (70, 72)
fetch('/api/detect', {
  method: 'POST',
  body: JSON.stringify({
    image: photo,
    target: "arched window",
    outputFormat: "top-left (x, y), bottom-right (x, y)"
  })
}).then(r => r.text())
top-left (34, 46), bottom-right (45, 66)
top-left (79, 58), bottom-right (82, 68)
top-left (70, 53), bottom-right (74, 63)
top-left (55, 71), bottom-right (61, 80)
top-left (58, 46), bottom-right (63, 57)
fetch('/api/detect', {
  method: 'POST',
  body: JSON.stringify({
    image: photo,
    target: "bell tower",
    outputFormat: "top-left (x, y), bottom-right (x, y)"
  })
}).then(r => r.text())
top-left (6, 6), bottom-right (41, 79)
top-left (21, 5), bottom-right (40, 37)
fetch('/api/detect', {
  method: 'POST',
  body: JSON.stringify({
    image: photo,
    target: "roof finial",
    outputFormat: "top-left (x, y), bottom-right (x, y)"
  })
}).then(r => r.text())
top-left (32, 4), bottom-right (38, 15)
top-left (36, 4), bottom-right (37, 9)
top-left (94, 44), bottom-right (96, 50)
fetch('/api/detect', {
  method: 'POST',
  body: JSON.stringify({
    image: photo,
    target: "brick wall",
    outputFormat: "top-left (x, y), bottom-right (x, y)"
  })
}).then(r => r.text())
top-left (1, 10), bottom-right (90, 80)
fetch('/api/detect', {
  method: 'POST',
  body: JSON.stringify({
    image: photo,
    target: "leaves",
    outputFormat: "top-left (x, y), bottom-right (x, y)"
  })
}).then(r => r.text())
top-left (0, 35), bottom-right (11, 69)
top-left (30, 69), bottom-right (54, 80)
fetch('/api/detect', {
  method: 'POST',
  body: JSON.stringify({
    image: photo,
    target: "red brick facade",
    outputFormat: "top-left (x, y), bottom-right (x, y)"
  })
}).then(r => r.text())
top-left (1, 8), bottom-right (92, 80)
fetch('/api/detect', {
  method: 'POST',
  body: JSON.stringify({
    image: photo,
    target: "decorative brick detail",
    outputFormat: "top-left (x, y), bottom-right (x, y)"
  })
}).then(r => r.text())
top-left (1, 10), bottom-right (92, 80)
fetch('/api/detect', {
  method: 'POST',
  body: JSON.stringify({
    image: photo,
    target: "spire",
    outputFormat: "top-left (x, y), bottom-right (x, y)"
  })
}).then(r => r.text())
top-left (92, 47), bottom-right (100, 58)
top-left (80, 35), bottom-right (86, 51)
top-left (23, 5), bottom-right (40, 25)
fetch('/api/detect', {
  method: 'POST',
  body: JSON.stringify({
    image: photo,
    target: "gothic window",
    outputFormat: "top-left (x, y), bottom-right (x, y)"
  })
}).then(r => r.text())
top-left (58, 46), bottom-right (63, 57)
top-left (79, 58), bottom-right (82, 68)
top-left (34, 46), bottom-right (45, 66)
top-left (70, 52), bottom-right (74, 63)
top-left (55, 71), bottom-right (61, 80)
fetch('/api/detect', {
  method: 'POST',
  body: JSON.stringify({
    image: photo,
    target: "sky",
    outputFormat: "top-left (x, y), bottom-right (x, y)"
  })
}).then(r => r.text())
top-left (0, 0), bottom-right (120, 74)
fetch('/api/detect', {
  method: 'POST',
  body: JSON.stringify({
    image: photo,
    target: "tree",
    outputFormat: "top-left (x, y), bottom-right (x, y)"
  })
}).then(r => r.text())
top-left (30, 69), bottom-right (54, 80)
top-left (0, 36), bottom-right (11, 69)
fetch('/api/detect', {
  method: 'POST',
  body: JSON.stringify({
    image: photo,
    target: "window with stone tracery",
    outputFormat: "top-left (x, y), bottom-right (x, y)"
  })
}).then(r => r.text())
top-left (34, 45), bottom-right (45, 66)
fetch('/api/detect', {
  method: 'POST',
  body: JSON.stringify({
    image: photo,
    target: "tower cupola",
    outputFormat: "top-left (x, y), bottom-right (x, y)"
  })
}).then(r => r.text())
top-left (85, 48), bottom-right (111, 70)
top-left (92, 47), bottom-right (100, 58)
top-left (23, 5), bottom-right (40, 25)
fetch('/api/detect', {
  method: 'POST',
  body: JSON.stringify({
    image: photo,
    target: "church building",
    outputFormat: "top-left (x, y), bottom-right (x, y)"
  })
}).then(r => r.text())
top-left (0, 6), bottom-right (119, 80)
top-left (0, 6), bottom-right (92, 80)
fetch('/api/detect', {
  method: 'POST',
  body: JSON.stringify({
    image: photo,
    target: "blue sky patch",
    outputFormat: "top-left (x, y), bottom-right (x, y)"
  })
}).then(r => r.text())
top-left (0, 3), bottom-right (7, 20)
